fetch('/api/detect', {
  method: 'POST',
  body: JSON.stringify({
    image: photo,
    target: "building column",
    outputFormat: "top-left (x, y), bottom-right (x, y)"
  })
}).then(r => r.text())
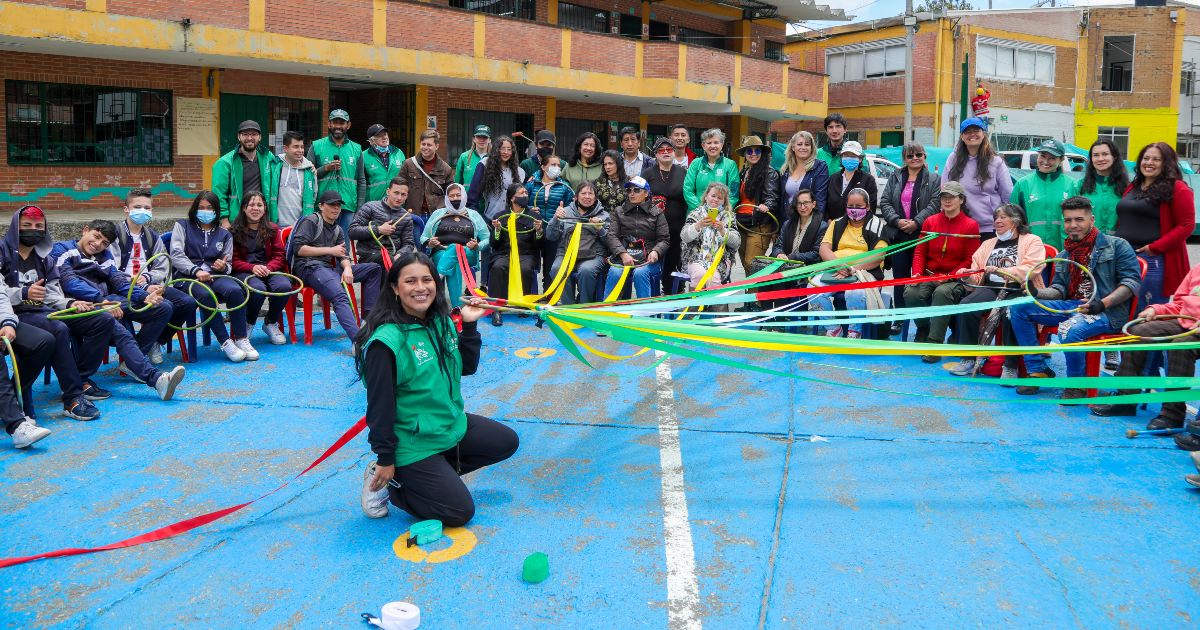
top-left (547, 0), bottom-right (559, 24)
top-left (641, 1), bottom-right (650, 40)
top-left (731, 115), bottom-right (751, 147)
top-left (546, 97), bottom-right (557, 133)
top-left (201, 67), bottom-right (221, 191)
top-left (733, 19), bottom-right (753, 56)
top-left (414, 85), bottom-right (430, 142)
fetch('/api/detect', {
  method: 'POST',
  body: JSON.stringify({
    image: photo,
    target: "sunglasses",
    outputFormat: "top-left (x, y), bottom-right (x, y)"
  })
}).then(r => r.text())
top-left (744, 147), bottom-right (763, 155)
top-left (905, 153), bottom-right (925, 159)
top-left (657, 147), bottom-right (674, 154)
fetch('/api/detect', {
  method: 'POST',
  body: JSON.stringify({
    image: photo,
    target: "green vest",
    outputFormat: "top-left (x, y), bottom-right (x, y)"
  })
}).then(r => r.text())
top-left (210, 148), bottom-right (278, 222)
top-left (455, 149), bottom-right (487, 190)
top-left (1012, 171), bottom-right (1073, 248)
top-left (365, 319), bottom-right (466, 467)
top-left (311, 136), bottom-right (363, 210)
top-left (362, 146), bottom-right (406, 205)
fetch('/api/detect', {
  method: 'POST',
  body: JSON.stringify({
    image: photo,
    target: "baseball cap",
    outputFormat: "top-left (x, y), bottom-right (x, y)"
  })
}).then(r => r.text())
top-left (237, 120), bottom-right (261, 134)
top-left (651, 137), bottom-right (673, 153)
top-left (839, 141), bottom-right (864, 157)
top-left (624, 176), bottom-right (651, 191)
top-left (959, 117), bottom-right (988, 133)
top-left (366, 124), bottom-right (388, 138)
top-left (329, 109), bottom-right (350, 122)
top-left (318, 190), bottom-right (345, 206)
top-left (1036, 139), bottom-right (1066, 158)
top-left (939, 181), bottom-right (966, 197)
top-left (534, 129), bottom-right (556, 145)
top-left (474, 124), bottom-right (492, 138)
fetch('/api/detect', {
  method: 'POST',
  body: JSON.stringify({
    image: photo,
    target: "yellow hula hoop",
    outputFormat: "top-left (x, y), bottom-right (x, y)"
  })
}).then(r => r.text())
top-left (734, 204), bottom-right (779, 238)
top-left (1024, 258), bottom-right (1097, 315)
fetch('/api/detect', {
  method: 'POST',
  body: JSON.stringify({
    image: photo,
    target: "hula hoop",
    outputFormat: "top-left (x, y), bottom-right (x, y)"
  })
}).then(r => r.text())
top-left (0, 336), bottom-right (19, 413)
top-left (956, 268), bottom-right (1023, 291)
top-left (190, 275), bottom-right (252, 314)
top-left (734, 204), bottom-right (779, 238)
top-left (126, 251), bottom-right (170, 313)
top-left (606, 254), bottom-right (655, 269)
top-left (494, 215), bottom-right (540, 235)
top-left (47, 302), bottom-right (122, 321)
top-left (1120, 314), bottom-right (1200, 341)
top-left (1024, 257), bottom-right (1097, 314)
top-left (165, 278), bottom-right (221, 331)
top-left (242, 271), bottom-right (304, 297)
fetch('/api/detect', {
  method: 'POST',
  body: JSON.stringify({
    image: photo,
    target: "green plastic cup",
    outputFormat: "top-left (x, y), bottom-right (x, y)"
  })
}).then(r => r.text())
top-left (522, 552), bottom-right (549, 584)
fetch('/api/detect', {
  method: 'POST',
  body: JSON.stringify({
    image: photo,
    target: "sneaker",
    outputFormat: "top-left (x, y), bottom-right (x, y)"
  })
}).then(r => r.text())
top-left (149, 344), bottom-right (164, 365)
top-left (845, 329), bottom-right (862, 340)
top-left (825, 326), bottom-right (844, 338)
top-left (361, 463), bottom-right (390, 518)
top-left (1147, 416), bottom-right (1184, 431)
top-left (234, 338), bottom-right (259, 361)
top-left (490, 311), bottom-right (503, 327)
top-left (1016, 371), bottom-right (1053, 395)
top-left (118, 361), bottom-right (146, 384)
top-left (1104, 351), bottom-right (1120, 372)
top-left (10, 418), bottom-right (50, 448)
top-left (81, 380), bottom-right (111, 401)
top-left (220, 338), bottom-right (245, 363)
top-left (154, 365), bottom-right (185, 401)
top-left (263, 322), bottom-right (287, 345)
top-left (63, 397), bottom-right (100, 421)
top-left (1089, 403), bottom-right (1138, 417)
top-left (1000, 365), bottom-right (1018, 386)
top-left (949, 359), bottom-right (976, 377)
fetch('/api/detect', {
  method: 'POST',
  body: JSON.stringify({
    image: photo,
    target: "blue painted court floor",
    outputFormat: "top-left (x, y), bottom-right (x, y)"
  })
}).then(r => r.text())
top-left (1, 317), bottom-right (1199, 628)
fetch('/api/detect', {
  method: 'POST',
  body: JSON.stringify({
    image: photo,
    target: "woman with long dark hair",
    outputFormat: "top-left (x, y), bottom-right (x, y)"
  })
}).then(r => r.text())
top-left (879, 141), bottom-right (940, 328)
top-left (941, 117), bottom-right (1012, 239)
top-left (466, 135), bottom-right (526, 220)
top-left (355, 251), bottom-right (518, 525)
top-left (562, 132), bottom-right (603, 190)
top-left (1115, 141), bottom-right (1195, 308)
top-left (733, 136), bottom-right (779, 269)
top-left (230, 192), bottom-right (290, 345)
top-left (594, 149), bottom-right (629, 210)
top-left (488, 183), bottom-right (542, 326)
top-left (1072, 139), bottom-right (1129, 235)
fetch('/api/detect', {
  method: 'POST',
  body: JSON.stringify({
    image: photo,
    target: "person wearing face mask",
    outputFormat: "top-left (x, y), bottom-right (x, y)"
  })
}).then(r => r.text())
top-left (269, 130), bottom-right (317, 228)
top-left (681, 182), bottom-right (740, 291)
top-left (421, 183), bottom-right (488, 307)
top-left (231, 192), bottom-right (291, 346)
top-left (488, 184), bottom-right (543, 326)
top-left (349, 178), bottom-right (417, 266)
top-left (211, 119), bottom-right (281, 227)
top-left (308, 110), bottom-right (363, 251)
top-left (825, 141), bottom-right (877, 222)
top-left (942, 117), bottom-right (1012, 239)
top-left (357, 124), bottom-right (407, 210)
top-left (808, 188), bottom-right (888, 339)
top-left (454, 125), bottom-right (492, 192)
top-left (547, 181), bottom-right (609, 304)
top-left (109, 188), bottom-right (199, 362)
top-left (525, 153), bottom-right (575, 289)
top-left (519, 129), bottom-right (557, 184)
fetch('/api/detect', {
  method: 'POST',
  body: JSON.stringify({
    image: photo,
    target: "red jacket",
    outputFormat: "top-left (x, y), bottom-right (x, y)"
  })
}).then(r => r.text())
top-left (231, 222), bottom-right (286, 274)
top-left (911, 211), bottom-right (980, 276)
top-left (1123, 180), bottom-right (1194, 295)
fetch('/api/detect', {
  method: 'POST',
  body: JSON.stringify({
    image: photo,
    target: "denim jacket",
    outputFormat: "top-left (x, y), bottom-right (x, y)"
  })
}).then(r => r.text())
top-left (1049, 232), bottom-right (1142, 328)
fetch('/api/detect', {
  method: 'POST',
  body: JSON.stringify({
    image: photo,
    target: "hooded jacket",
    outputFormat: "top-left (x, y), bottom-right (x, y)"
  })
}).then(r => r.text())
top-left (525, 172), bottom-right (576, 225)
top-left (684, 155), bottom-right (741, 210)
top-left (546, 199), bottom-right (609, 260)
top-left (466, 157), bottom-right (526, 220)
top-left (454, 147), bottom-right (487, 190)
top-left (51, 239), bottom-right (147, 304)
top-left (211, 146), bottom-right (280, 222)
top-left (348, 199), bottom-right (416, 261)
top-left (109, 220), bottom-right (170, 286)
top-left (270, 152), bottom-right (318, 226)
top-left (421, 183), bottom-right (490, 252)
top-left (168, 219), bottom-right (234, 279)
top-left (0, 209), bottom-right (72, 313)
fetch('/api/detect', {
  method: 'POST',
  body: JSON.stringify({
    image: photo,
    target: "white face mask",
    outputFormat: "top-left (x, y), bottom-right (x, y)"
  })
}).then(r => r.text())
top-left (996, 229), bottom-right (1015, 241)
top-left (546, 165), bottom-right (562, 180)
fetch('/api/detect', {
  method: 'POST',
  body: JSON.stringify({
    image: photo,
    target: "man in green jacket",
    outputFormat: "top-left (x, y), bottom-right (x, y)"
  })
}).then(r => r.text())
top-left (211, 119), bottom-right (279, 226)
top-left (519, 129), bottom-right (556, 183)
top-left (357, 123), bottom-right (406, 209)
top-left (454, 124), bottom-right (491, 192)
top-left (815, 112), bottom-right (849, 177)
top-left (1011, 139), bottom-right (1073, 248)
top-left (308, 109), bottom-right (363, 249)
top-left (683, 128), bottom-right (740, 210)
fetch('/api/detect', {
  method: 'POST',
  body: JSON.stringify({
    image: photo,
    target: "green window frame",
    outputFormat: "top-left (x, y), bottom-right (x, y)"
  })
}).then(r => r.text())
top-left (5, 80), bottom-right (173, 166)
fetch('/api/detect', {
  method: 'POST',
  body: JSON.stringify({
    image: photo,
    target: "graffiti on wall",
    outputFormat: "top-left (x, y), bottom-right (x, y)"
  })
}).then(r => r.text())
top-left (1, 173), bottom-right (194, 203)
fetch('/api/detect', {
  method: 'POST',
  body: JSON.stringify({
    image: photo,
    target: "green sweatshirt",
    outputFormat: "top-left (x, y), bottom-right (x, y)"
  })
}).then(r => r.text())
top-left (1011, 170), bottom-right (1073, 248)
top-left (683, 155), bottom-right (741, 211)
top-left (1069, 174), bottom-right (1121, 235)
top-left (309, 136), bottom-right (363, 211)
top-left (816, 142), bottom-right (844, 177)
top-left (454, 149), bottom-right (487, 190)
top-left (561, 161), bottom-right (603, 192)
top-left (210, 147), bottom-right (279, 222)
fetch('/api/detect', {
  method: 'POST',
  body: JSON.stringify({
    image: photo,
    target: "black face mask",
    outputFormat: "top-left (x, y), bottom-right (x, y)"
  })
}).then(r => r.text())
top-left (448, 198), bottom-right (463, 210)
top-left (512, 196), bottom-right (529, 208)
top-left (18, 230), bottom-right (44, 247)
top-left (536, 146), bottom-right (554, 159)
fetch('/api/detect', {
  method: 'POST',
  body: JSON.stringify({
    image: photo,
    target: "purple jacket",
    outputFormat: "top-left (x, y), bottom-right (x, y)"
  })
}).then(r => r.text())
top-left (941, 153), bottom-right (1012, 234)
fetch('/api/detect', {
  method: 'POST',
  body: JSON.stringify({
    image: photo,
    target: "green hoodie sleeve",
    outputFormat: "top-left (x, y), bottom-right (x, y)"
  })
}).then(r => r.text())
top-left (211, 155), bottom-right (234, 219)
top-left (726, 158), bottom-right (741, 208)
top-left (683, 161), bottom-right (702, 211)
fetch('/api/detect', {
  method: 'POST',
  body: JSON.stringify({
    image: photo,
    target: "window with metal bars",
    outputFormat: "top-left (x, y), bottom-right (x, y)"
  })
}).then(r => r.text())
top-left (5, 80), bottom-right (173, 166)
top-left (449, 0), bottom-right (535, 21)
top-left (558, 2), bottom-right (609, 33)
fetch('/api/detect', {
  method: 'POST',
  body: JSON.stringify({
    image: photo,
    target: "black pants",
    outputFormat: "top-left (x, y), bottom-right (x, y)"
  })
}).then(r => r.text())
top-left (1116, 320), bottom-right (1198, 421)
top-left (489, 253), bottom-right (536, 300)
top-left (662, 215), bottom-right (685, 295)
top-left (538, 239), bottom-right (557, 292)
top-left (954, 287), bottom-right (1015, 359)
top-left (19, 311), bottom-right (99, 405)
top-left (388, 413), bottom-right (519, 527)
top-left (7, 322), bottom-right (54, 425)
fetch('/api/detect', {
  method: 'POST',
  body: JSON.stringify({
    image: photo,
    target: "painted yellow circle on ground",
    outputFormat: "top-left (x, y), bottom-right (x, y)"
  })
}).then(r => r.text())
top-left (515, 347), bottom-right (556, 359)
top-left (392, 526), bottom-right (478, 564)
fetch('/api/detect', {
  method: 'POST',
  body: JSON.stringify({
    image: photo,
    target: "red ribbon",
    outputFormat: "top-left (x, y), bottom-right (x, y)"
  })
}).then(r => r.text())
top-left (755, 269), bottom-right (977, 302)
top-left (0, 417), bottom-right (367, 570)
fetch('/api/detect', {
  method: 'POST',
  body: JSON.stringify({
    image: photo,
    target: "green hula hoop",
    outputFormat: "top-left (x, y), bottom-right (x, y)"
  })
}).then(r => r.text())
top-left (47, 302), bottom-right (123, 321)
top-left (165, 278), bottom-right (221, 331)
top-left (1121, 314), bottom-right (1200, 341)
top-left (1, 336), bottom-right (19, 412)
top-left (127, 251), bottom-right (171, 314)
top-left (242, 271), bottom-right (304, 298)
top-left (189, 274), bottom-right (252, 314)
top-left (1024, 257), bottom-right (1097, 315)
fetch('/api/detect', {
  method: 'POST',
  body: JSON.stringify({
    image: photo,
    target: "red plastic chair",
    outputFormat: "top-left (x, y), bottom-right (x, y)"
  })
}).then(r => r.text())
top-left (280, 225), bottom-right (362, 345)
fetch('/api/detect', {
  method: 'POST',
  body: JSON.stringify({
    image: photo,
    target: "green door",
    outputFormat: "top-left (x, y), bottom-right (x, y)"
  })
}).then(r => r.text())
top-left (219, 94), bottom-right (269, 156)
top-left (880, 131), bottom-right (903, 148)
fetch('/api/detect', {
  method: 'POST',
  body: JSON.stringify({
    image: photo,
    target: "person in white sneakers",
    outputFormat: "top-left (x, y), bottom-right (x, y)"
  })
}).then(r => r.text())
top-left (168, 191), bottom-right (256, 361)
top-left (0, 276), bottom-right (50, 448)
top-left (230, 192), bottom-right (289, 345)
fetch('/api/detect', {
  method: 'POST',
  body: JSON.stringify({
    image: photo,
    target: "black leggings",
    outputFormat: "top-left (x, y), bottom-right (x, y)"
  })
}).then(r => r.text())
top-left (388, 413), bottom-right (519, 527)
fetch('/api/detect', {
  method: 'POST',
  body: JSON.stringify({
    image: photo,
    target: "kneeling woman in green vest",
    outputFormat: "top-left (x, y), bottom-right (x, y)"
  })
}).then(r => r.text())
top-left (357, 251), bottom-right (518, 525)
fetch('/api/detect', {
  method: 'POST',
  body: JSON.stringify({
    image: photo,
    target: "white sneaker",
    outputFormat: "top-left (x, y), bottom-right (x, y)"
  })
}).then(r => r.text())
top-left (263, 322), bottom-right (287, 345)
top-left (10, 418), bottom-right (50, 449)
top-left (220, 338), bottom-right (245, 363)
top-left (361, 463), bottom-right (390, 518)
top-left (1000, 365), bottom-right (1018, 387)
top-left (154, 365), bottom-right (185, 401)
top-left (149, 344), bottom-right (164, 365)
top-left (118, 361), bottom-right (146, 384)
top-left (234, 337), bottom-right (259, 361)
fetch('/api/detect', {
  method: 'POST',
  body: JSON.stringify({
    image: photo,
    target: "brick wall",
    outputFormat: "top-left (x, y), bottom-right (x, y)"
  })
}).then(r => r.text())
top-left (571, 31), bottom-right (637, 76)
top-left (265, 0), bottom-right (371, 44)
top-left (958, 10), bottom-right (1083, 41)
top-left (644, 42), bottom-right (679, 78)
top-left (17, 0), bottom-right (85, 9)
top-left (485, 15), bottom-right (562, 66)
top-left (425, 87), bottom-right (549, 159)
top-left (650, 4), bottom-right (732, 46)
top-left (788, 69), bottom-right (824, 102)
top-left (647, 114), bottom-right (734, 134)
top-left (221, 69), bottom-right (327, 102)
top-left (388, 2), bottom-right (476, 54)
top-left (751, 21), bottom-right (785, 58)
top-left (687, 46), bottom-right (735, 85)
top-left (1084, 7), bottom-right (1178, 110)
top-left (963, 32), bottom-right (1076, 110)
top-left (742, 57), bottom-right (783, 93)
top-left (0, 52), bottom-right (204, 214)
top-left (110, 0), bottom-right (249, 29)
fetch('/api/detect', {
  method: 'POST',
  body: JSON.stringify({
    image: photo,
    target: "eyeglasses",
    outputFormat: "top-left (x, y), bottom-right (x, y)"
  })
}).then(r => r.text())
top-left (744, 148), bottom-right (763, 155)
top-left (905, 153), bottom-right (925, 159)
top-left (797, 200), bottom-right (815, 207)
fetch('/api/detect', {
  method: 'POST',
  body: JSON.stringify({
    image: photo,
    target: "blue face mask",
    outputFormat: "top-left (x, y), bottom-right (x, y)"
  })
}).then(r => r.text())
top-left (129, 209), bottom-right (153, 225)
top-left (196, 210), bottom-right (217, 225)
top-left (841, 157), bottom-right (861, 171)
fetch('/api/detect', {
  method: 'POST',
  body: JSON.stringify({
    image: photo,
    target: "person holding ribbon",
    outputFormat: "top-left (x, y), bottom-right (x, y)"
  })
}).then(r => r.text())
top-left (808, 187), bottom-right (888, 339)
top-left (547, 181), bottom-right (609, 304)
top-left (525, 153), bottom-right (574, 290)
top-left (487, 184), bottom-right (541, 326)
top-left (733, 136), bottom-right (779, 270)
top-left (603, 176), bottom-right (670, 300)
top-left (230, 192), bottom-right (290, 346)
top-left (681, 182), bottom-right (740, 291)
top-left (421, 183), bottom-right (488, 307)
top-left (1008, 196), bottom-right (1140, 400)
top-left (349, 178), bottom-right (416, 265)
top-left (169, 191), bottom-right (254, 362)
top-left (357, 251), bottom-right (518, 525)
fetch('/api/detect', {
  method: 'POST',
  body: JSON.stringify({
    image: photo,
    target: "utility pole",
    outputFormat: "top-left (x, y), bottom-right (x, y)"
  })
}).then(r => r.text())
top-left (903, 0), bottom-right (915, 142)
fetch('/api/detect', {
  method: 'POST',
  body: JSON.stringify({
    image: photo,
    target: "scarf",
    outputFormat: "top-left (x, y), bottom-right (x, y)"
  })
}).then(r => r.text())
top-left (1063, 226), bottom-right (1098, 299)
top-left (790, 216), bottom-right (813, 255)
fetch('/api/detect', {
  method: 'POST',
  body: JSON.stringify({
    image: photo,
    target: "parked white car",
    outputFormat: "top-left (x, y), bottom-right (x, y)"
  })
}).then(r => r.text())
top-left (1000, 150), bottom-right (1088, 172)
top-left (864, 155), bottom-right (900, 192)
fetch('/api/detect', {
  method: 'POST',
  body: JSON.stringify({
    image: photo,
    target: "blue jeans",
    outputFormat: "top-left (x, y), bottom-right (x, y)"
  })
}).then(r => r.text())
top-left (1137, 253), bottom-right (1166, 307)
top-left (297, 263), bottom-right (382, 339)
top-left (604, 261), bottom-right (661, 300)
top-left (808, 289), bottom-right (869, 334)
top-left (1009, 300), bottom-right (1115, 376)
top-left (551, 256), bottom-right (607, 305)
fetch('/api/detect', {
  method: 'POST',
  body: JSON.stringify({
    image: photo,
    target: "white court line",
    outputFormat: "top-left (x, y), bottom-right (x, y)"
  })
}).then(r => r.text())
top-left (654, 351), bottom-right (703, 630)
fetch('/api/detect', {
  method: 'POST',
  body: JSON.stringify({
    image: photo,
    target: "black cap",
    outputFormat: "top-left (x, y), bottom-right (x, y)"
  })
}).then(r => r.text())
top-left (651, 137), bottom-right (673, 152)
top-left (237, 120), bottom-right (261, 134)
top-left (318, 190), bottom-right (345, 206)
top-left (367, 124), bottom-right (388, 138)
top-left (535, 130), bottom-right (556, 145)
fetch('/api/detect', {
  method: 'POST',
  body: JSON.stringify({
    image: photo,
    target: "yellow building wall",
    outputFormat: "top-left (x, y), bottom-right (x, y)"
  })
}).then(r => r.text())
top-left (1074, 109), bottom-right (1179, 156)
